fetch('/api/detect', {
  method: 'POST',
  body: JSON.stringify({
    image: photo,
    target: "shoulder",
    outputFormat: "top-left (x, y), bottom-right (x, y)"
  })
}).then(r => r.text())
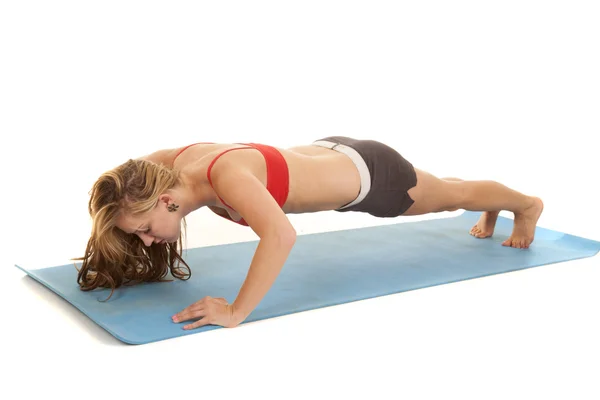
top-left (205, 157), bottom-right (292, 235)
top-left (174, 146), bottom-right (252, 189)
top-left (194, 145), bottom-right (260, 179)
top-left (136, 144), bottom-right (221, 169)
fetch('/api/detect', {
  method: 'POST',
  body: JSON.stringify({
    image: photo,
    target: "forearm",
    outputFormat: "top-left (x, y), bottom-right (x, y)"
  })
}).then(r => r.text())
top-left (232, 231), bottom-right (296, 321)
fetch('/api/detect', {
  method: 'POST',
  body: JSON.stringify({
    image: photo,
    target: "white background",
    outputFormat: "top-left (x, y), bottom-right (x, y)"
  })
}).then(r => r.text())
top-left (1, 1), bottom-right (599, 399)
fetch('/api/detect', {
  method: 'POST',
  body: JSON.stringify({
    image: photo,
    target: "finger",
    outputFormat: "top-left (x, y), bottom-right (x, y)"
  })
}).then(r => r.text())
top-left (184, 317), bottom-right (212, 330)
top-left (173, 306), bottom-right (204, 323)
top-left (177, 301), bottom-right (202, 314)
top-left (174, 307), bottom-right (204, 322)
top-left (173, 295), bottom-right (218, 321)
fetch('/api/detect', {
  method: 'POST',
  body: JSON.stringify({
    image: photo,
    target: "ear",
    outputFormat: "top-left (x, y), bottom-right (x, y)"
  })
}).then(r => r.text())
top-left (157, 193), bottom-right (174, 208)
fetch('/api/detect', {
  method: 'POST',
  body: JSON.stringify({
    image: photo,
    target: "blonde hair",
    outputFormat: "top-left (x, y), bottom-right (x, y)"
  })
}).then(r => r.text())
top-left (74, 159), bottom-right (191, 300)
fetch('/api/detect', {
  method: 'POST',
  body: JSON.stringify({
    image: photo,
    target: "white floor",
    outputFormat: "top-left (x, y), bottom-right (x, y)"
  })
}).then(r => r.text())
top-left (2, 2), bottom-right (599, 399)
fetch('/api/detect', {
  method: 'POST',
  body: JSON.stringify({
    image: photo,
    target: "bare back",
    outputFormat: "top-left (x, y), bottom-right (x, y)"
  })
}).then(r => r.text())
top-left (140, 142), bottom-right (362, 215)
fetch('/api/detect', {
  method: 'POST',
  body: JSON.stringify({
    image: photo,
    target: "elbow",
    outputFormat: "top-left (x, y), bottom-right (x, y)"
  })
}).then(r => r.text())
top-left (280, 226), bottom-right (297, 248)
top-left (267, 225), bottom-right (296, 249)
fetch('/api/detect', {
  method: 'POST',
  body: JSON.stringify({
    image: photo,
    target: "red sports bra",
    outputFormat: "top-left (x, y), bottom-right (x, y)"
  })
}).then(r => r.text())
top-left (172, 142), bottom-right (289, 226)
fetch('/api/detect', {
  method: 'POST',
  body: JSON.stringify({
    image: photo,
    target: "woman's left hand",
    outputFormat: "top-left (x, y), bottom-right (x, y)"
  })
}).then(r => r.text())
top-left (172, 296), bottom-right (243, 329)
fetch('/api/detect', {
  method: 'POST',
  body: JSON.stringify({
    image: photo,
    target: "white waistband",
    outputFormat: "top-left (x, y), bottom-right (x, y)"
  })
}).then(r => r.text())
top-left (312, 140), bottom-right (371, 209)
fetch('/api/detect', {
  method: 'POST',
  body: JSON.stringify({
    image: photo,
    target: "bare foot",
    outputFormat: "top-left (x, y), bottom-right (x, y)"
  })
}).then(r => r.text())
top-left (502, 197), bottom-right (544, 249)
top-left (470, 211), bottom-right (500, 238)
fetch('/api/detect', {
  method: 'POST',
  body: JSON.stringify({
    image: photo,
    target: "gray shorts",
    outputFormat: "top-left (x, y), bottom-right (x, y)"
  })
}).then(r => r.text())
top-left (312, 136), bottom-right (418, 217)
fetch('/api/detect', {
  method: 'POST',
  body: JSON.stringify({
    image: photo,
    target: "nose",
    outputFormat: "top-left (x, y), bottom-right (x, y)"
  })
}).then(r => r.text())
top-left (138, 232), bottom-right (155, 247)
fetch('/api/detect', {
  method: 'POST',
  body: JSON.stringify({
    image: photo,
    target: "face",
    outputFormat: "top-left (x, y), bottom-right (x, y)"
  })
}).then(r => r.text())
top-left (115, 194), bottom-right (182, 246)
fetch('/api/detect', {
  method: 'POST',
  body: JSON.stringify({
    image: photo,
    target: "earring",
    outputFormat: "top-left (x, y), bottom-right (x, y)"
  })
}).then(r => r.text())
top-left (167, 203), bottom-right (179, 212)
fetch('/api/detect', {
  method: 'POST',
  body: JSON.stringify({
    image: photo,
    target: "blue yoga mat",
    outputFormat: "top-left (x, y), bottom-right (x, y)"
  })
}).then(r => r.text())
top-left (15, 211), bottom-right (600, 345)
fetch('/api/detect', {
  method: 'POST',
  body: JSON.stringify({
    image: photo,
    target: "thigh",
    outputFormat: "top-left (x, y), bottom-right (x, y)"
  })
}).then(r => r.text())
top-left (403, 168), bottom-right (464, 215)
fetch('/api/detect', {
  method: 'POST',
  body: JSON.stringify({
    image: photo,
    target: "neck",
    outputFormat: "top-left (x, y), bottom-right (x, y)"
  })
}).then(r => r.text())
top-left (176, 170), bottom-right (217, 215)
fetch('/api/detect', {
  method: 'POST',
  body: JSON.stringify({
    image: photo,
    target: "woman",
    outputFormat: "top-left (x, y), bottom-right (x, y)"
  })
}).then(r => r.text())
top-left (76, 136), bottom-right (544, 330)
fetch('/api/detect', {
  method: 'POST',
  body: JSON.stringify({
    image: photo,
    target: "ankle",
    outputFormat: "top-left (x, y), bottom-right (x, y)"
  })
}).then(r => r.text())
top-left (518, 196), bottom-right (536, 214)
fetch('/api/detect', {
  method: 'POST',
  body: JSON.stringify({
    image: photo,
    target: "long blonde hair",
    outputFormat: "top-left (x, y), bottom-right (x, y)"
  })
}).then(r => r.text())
top-left (74, 159), bottom-right (191, 300)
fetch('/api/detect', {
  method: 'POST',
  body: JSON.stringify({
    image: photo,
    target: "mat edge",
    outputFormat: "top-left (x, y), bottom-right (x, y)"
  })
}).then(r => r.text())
top-left (14, 263), bottom-right (139, 345)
